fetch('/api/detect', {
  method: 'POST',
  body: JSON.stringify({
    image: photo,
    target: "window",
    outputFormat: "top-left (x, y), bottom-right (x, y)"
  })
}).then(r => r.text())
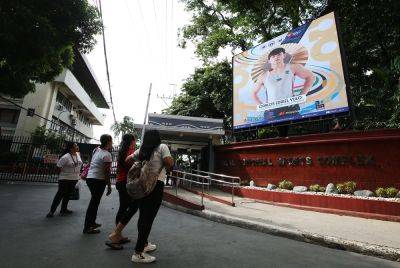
top-left (56, 92), bottom-right (72, 112)
top-left (0, 109), bottom-right (20, 124)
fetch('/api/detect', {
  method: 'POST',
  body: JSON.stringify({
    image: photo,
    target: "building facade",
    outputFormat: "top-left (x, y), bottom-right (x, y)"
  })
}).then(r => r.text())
top-left (0, 51), bottom-right (109, 142)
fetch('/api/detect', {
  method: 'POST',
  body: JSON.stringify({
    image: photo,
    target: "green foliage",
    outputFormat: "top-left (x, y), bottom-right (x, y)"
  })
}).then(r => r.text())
top-left (377, 187), bottom-right (399, 198)
top-left (0, 0), bottom-right (102, 97)
top-left (336, 183), bottom-right (345, 194)
top-left (278, 179), bottom-right (294, 190)
top-left (344, 181), bottom-right (357, 194)
top-left (386, 187), bottom-right (399, 198)
top-left (336, 181), bottom-right (357, 194)
top-left (30, 126), bottom-right (65, 153)
top-left (179, 0), bottom-right (323, 62)
top-left (375, 187), bottom-right (386, 197)
top-left (164, 61), bottom-right (232, 128)
top-left (110, 116), bottom-right (137, 138)
top-left (309, 184), bottom-right (325, 192)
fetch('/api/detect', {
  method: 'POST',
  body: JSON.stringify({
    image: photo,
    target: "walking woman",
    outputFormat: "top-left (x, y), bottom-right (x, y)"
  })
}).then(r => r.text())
top-left (83, 134), bottom-right (113, 234)
top-left (46, 142), bottom-right (82, 218)
top-left (130, 130), bottom-right (174, 263)
top-left (106, 133), bottom-right (138, 247)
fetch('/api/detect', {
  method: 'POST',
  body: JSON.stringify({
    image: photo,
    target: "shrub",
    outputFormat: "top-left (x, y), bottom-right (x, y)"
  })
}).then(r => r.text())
top-left (309, 184), bottom-right (325, 192)
top-left (336, 183), bottom-right (345, 194)
top-left (279, 180), bottom-right (294, 190)
top-left (309, 184), bottom-right (320, 192)
top-left (344, 181), bottom-right (357, 194)
top-left (336, 181), bottom-right (357, 194)
top-left (385, 187), bottom-right (399, 198)
top-left (375, 187), bottom-right (386, 197)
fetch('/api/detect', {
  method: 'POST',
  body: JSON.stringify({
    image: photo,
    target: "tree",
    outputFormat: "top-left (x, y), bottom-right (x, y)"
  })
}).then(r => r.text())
top-left (176, 0), bottom-right (400, 132)
top-left (179, 0), bottom-right (324, 62)
top-left (0, 0), bottom-right (102, 98)
top-left (164, 60), bottom-right (232, 127)
top-left (110, 116), bottom-right (137, 138)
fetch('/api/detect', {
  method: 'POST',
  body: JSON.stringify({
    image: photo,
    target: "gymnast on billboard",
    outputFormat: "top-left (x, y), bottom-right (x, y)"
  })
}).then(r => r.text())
top-left (252, 47), bottom-right (314, 118)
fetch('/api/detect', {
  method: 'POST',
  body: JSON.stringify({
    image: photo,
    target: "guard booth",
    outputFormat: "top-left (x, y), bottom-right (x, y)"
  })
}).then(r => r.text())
top-left (135, 113), bottom-right (224, 172)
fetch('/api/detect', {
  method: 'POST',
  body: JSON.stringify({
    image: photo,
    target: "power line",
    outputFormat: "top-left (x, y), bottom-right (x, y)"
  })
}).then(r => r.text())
top-left (98, 0), bottom-right (117, 125)
top-left (170, 0), bottom-right (174, 87)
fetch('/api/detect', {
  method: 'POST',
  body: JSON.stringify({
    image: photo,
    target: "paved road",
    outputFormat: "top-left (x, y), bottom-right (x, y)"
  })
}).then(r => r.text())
top-left (0, 183), bottom-right (398, 268)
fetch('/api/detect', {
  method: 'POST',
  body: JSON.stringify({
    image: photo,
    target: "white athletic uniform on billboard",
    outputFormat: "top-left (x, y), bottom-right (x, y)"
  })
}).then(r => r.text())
top-left (264, 64), bottom-right (295, 103)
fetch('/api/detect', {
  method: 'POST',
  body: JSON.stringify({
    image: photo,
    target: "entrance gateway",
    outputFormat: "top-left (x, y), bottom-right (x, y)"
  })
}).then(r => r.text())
top-left (134, 113), bottom-right (224, 172)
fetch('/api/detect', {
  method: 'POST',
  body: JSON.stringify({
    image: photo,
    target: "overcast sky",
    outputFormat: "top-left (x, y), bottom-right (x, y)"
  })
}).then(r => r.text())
top-left (86, 0), bottom-right (201, 140)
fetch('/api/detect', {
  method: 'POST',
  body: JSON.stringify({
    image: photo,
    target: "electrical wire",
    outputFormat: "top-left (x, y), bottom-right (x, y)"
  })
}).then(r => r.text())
top-left (98, 0), bottom-right (117, 125)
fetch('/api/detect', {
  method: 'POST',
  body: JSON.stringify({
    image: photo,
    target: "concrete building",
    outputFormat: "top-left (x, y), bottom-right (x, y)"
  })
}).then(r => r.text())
top-left (0, 51), bottom-right (109, 142)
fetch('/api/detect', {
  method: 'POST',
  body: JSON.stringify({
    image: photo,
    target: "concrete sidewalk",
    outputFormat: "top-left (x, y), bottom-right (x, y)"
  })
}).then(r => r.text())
top-left (164, 187), bottom-right (400, 262)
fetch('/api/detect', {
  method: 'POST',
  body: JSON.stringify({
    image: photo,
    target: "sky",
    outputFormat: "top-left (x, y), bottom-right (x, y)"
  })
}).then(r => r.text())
top-left (86, 0), bottom-right (201, 140)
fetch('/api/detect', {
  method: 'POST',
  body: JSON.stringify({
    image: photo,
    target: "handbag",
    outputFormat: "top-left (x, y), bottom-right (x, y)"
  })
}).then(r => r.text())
top-left (126, 153), bottom-right (163, 200)
top-left (80, 147), bottom-right (99, 180)
top-left (69, 180), bottom-right (81, 200)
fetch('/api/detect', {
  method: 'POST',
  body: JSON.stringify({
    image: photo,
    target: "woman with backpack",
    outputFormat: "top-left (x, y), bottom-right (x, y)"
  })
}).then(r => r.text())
top-left (46, 142), bottom-right (82, 218)
top-left (128, 129), bottom-right (173, 263)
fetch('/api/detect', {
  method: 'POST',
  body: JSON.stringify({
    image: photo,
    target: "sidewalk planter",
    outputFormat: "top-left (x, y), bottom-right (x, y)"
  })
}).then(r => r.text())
top-left (225, 186), bottom-right (400, 222)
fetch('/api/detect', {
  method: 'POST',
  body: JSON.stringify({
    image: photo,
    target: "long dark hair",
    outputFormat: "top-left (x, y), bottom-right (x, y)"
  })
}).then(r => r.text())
top-left (139, 130), bottom-right (161, 161)
top-left (118, 133), bottom-right (135, 168)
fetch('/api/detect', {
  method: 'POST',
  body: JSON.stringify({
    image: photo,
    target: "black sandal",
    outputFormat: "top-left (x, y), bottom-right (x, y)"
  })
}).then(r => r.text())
top-left (105, 240), bottom-right (123, 250)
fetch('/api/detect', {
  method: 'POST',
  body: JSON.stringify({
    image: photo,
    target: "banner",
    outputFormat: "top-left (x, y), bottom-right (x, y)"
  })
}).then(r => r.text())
top-left (233, 12), bottom-right (349, 129)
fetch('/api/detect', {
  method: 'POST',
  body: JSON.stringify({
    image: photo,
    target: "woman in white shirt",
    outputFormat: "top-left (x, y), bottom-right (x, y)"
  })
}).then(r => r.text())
top-left (46, 142), bottom-right (82, 218)
top-left (83, 134), bottom-right (113, 234)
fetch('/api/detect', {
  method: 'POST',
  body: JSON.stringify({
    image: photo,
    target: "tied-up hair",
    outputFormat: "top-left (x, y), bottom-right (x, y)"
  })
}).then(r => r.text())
top-left (138, 129), bottom-right (161, 161)
top-left (118, 133), bottom-right (135, 168)
top-left (61, 142), bottom-right (76, 158)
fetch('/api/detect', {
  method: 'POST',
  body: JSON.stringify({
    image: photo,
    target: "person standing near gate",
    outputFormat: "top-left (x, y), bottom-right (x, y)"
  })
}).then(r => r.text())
top-left (46, 142), bottom-right (82, 218)
top-left (83, 134), bottom-right (113, 234)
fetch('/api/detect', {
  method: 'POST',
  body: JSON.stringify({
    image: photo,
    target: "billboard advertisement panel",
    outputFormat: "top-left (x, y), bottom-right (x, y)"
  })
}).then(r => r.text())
top-left (233, 12), bottom-right (349, 130)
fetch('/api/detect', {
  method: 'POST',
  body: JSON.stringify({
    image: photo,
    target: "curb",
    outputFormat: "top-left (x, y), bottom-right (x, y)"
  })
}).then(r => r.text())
top-left (162, 201), bottom-right (400, 262)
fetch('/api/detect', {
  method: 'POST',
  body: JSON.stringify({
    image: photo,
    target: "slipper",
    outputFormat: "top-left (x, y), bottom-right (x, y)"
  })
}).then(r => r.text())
top-left (105, 240), bottom-right (123, 250)
top-left (119, 238), bottom-right (131, 244)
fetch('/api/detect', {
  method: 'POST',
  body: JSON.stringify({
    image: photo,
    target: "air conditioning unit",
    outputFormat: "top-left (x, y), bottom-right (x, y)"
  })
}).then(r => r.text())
top-left (71, 118), bottom-right (77, 126)
top-left (55, 104), bottom-right (63, 111)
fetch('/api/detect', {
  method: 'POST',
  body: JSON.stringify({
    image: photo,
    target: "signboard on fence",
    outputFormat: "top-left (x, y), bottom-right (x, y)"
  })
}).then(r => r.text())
top-left (43, 154), bottom-right (59, 164)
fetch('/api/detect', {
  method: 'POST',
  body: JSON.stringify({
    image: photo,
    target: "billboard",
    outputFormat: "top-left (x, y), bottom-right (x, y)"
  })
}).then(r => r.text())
top-left (233, 12), bottom-right (349, 130)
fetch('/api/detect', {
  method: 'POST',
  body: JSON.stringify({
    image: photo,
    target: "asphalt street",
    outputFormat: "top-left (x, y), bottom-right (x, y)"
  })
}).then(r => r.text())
top-left (0, 183), bottom-right (398, 268)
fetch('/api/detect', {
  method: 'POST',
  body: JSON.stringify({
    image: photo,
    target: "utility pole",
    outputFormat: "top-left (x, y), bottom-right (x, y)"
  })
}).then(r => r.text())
top-left (141, 83), bottom-right (152, 143)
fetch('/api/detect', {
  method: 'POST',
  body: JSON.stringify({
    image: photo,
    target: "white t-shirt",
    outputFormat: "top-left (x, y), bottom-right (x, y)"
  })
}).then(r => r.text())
top-left (132, 144), bottom-right (171, 183)
top-left (264, 64), bottom-right (295, 102)
top-left (57, 153), bottom-right (83, 181)
top-left (87, 148), bottom-right (112, 180)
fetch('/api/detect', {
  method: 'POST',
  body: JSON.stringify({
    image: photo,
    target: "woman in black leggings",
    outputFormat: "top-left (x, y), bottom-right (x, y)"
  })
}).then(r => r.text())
top-left (106, 134), bottom-right (138, 248)
top-left (46, 142), bottom-right (82, 217)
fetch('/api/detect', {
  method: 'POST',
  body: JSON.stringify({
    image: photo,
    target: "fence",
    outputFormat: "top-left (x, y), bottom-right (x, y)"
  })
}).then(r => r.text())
top-left (0, 135), bottom-right (103, 183)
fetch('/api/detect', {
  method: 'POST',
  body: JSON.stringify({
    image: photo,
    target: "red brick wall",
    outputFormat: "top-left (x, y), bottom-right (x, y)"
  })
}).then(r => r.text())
top-left (215, 129), bottom-right (400, 190)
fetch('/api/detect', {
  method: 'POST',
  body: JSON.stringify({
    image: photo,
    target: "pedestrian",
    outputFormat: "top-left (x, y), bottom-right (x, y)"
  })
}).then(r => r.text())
top-left (83, 134), bottom-right (113, 234)
top-left (105, 133), bottom-right (138, 249)
top-left (130, 130), bottom-right (174, 263)
top-left (46, 142), bottom-right (82, 218)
